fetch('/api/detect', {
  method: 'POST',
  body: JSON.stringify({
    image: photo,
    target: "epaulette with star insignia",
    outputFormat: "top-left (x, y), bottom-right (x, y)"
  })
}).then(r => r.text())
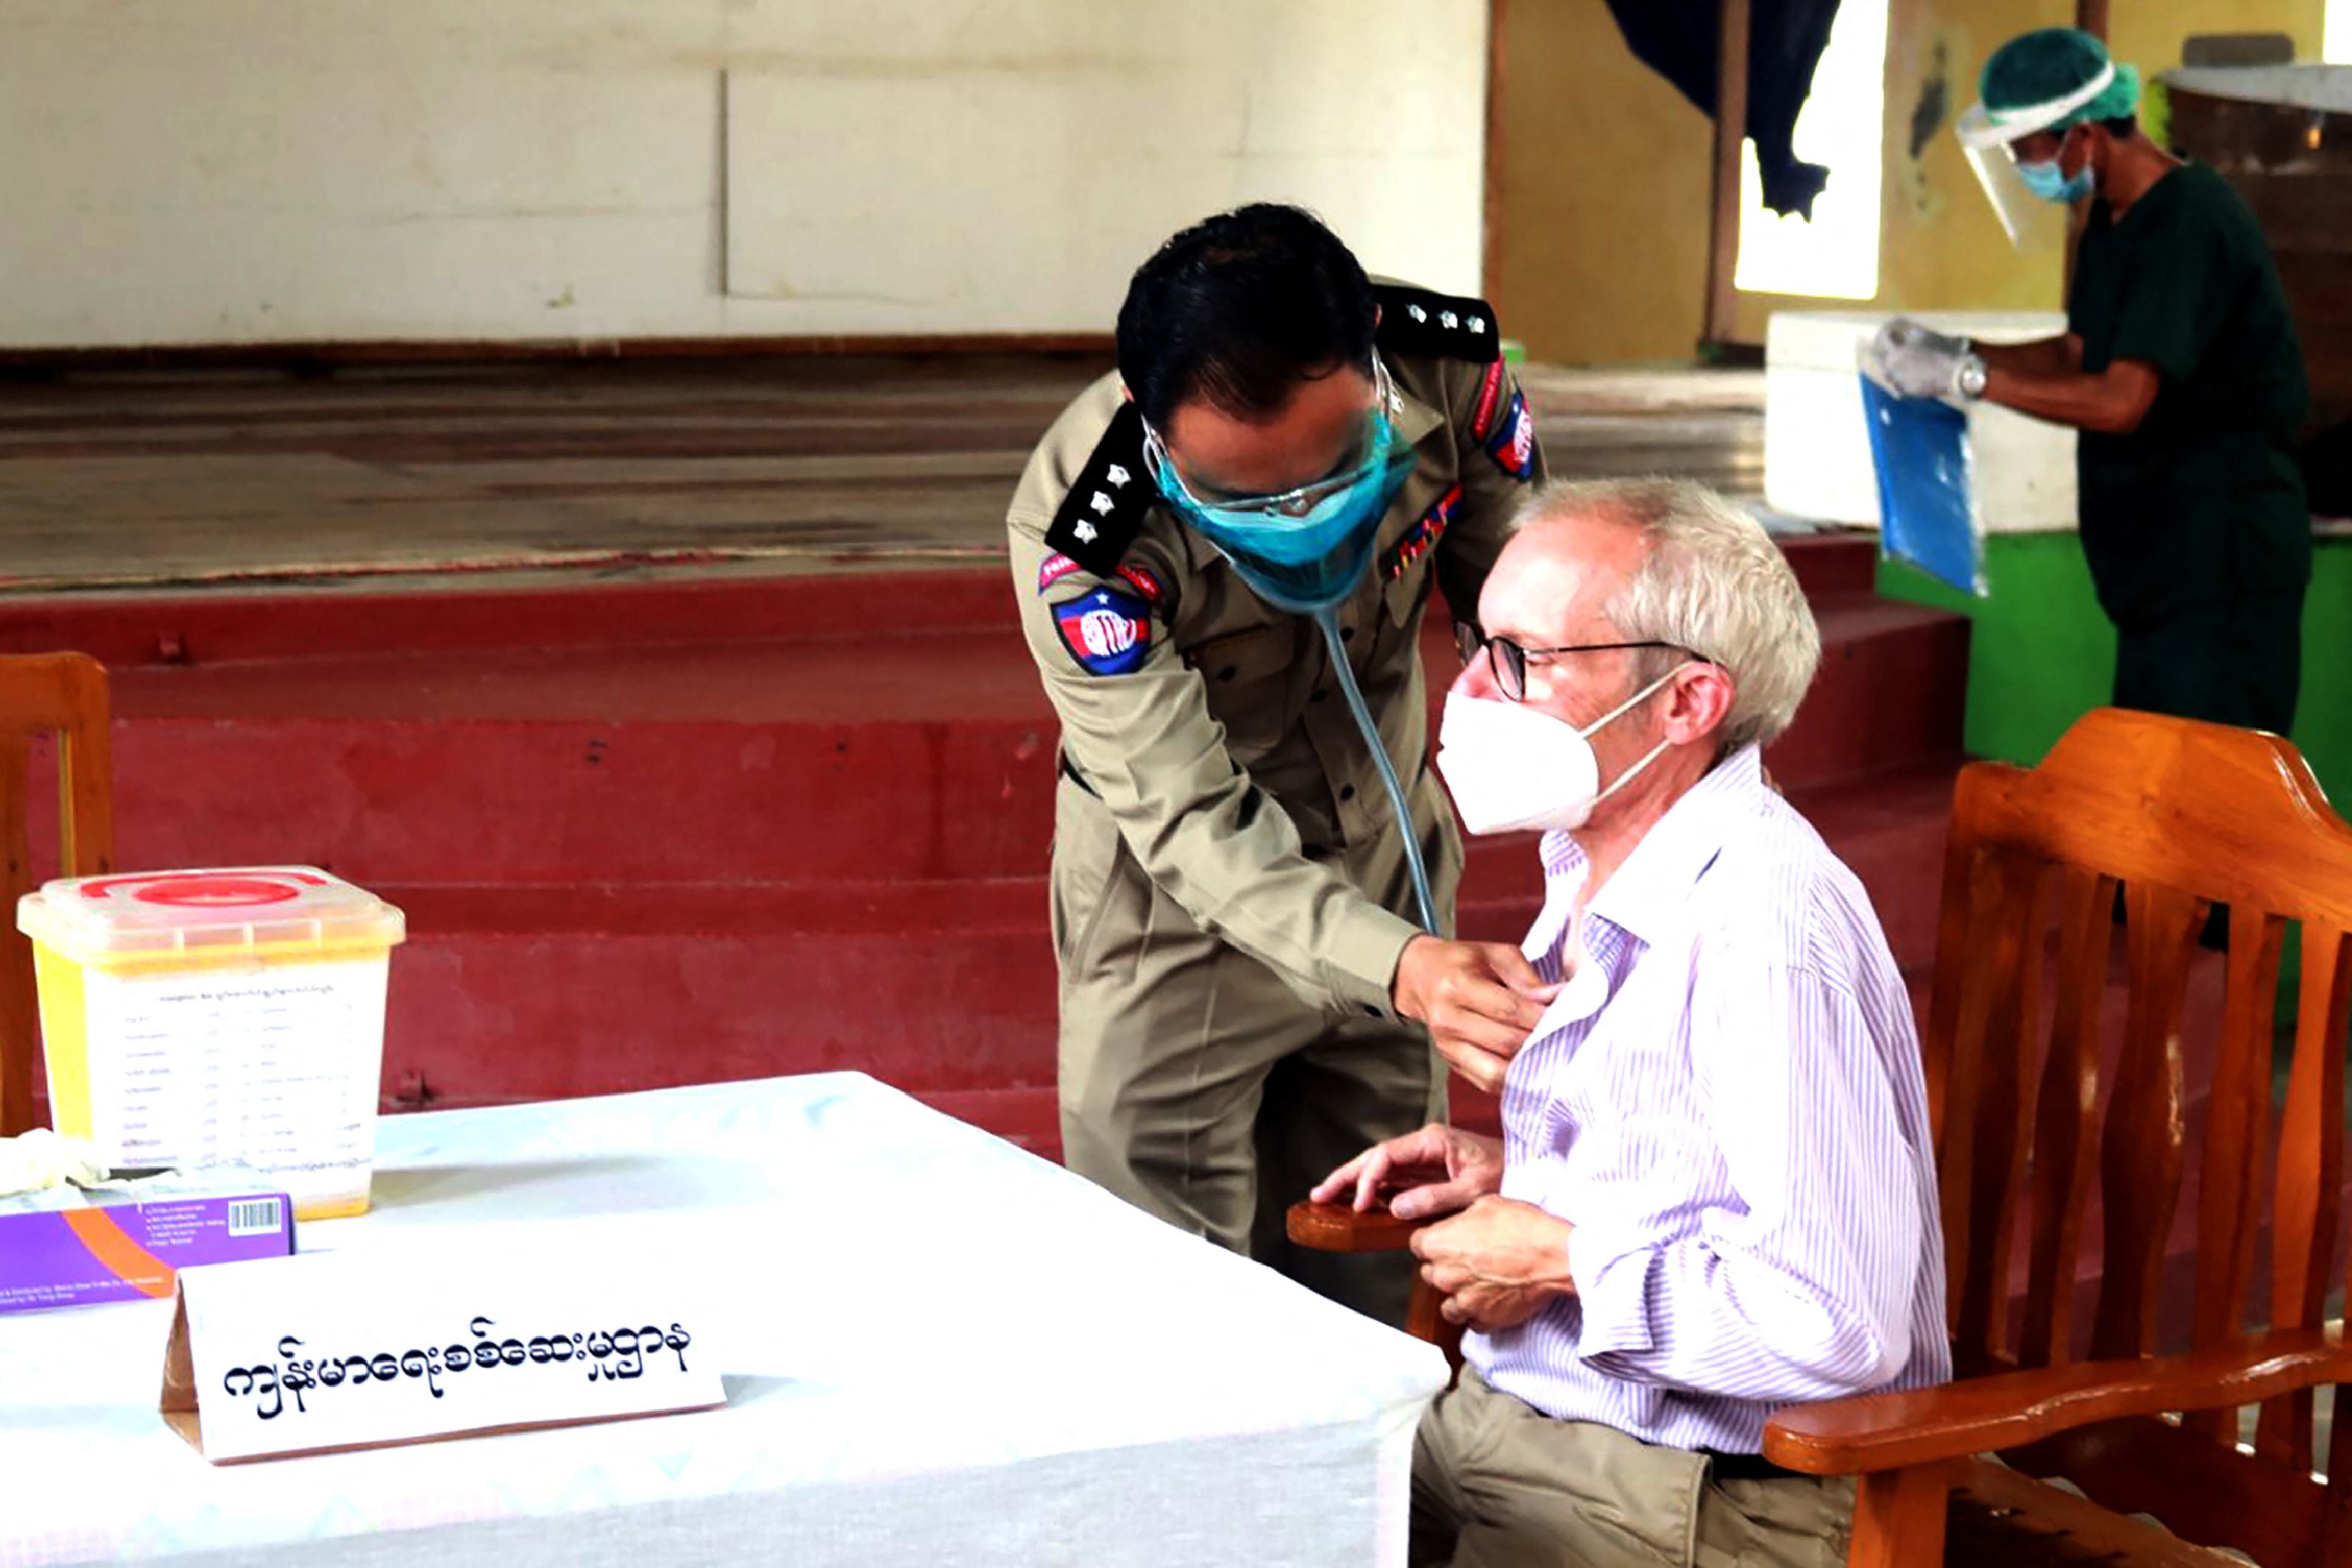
top-left (1373, 283), bottom-right (1501, 362)
top-left (1045, 402), bottom-right (1155, 577)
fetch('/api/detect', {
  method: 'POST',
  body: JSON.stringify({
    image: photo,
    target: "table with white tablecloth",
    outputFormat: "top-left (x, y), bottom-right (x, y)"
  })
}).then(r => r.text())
top-left (0, 1073), bottom-right (1447, 1567)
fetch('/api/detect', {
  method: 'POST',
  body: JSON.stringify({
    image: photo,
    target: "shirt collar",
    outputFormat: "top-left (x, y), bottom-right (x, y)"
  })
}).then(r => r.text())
top-left (1565, 743), bottom-right (1768, 948)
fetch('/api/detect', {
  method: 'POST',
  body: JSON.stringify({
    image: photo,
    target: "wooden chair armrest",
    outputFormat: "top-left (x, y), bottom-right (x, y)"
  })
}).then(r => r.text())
top-left (1289, 1197), bottom-right (1464, 1369)
top-left (1286, 1198), bottom-right (1433, 1254)
top-left (1763, 1325), bottom-right (2352, 1475)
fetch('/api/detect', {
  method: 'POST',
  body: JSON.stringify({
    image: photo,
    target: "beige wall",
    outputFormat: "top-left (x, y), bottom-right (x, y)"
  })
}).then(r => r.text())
top-left (0, 1), bottom-right (1488, 348)
top-left (1496, 0), bottom-right (2329, 364)
top-left (1493, 0), bottom-right (1717, 364)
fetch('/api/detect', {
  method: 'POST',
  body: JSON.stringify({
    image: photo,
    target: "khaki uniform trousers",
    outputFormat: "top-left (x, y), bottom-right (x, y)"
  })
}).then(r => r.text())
top-left (1051, 771), bottom-right (1455, 1327)
top-left (1412, 1369), bottom-right (1856, 1568)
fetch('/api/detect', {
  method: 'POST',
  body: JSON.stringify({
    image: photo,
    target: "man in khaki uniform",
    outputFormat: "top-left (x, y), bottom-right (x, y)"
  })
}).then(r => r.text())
top-left (1005, 204), bottom-right (1554, 1320)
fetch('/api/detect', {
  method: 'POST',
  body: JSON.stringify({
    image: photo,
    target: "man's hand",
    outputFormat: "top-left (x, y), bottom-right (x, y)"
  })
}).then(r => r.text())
top-left (1391, 935), bottom-right (1560, 1093)
top-left (1411, 1195), bottom-right (1578, 1333)
top-left (1310, 1121), bottom-right (1505, 1221)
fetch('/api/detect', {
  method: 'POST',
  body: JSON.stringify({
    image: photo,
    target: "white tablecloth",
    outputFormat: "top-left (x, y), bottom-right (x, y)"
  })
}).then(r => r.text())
top-left (0, 1074), bottom-right (1446, 1566)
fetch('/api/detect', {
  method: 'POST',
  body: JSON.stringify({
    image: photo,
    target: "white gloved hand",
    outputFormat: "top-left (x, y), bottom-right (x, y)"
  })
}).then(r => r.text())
top-left (1866, 318), bottom-right (1983, 401)
top-left (0, 1129), bottom-right (109, 1199)
top-left (1882, 318), bottom-right (1970, 360)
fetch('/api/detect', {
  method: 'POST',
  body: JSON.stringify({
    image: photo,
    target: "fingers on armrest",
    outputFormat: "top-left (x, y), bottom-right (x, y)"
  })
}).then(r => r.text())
top-left (1287, 1199), bottom-right (1430, 1254)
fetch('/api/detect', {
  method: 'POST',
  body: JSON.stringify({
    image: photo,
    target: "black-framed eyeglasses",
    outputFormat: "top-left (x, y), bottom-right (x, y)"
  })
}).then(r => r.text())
top-left (1452, 622), bottom-right (1683, 704)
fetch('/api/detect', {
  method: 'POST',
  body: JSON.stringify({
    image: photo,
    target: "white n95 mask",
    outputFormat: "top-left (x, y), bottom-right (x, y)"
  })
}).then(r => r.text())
top-left (1435, 666), bottom-right (1690, 835)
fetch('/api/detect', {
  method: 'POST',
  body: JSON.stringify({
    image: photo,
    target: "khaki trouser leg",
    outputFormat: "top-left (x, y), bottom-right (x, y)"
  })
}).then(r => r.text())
top-left (1052, 779), bottom-right (1441, 1324)
top-left (1411, 1369), bottom-right (1854, 1567)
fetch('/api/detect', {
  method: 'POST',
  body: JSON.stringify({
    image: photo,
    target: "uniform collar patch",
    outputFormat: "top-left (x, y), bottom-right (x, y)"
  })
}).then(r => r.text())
top-left (1045, 402), bottom-right (1155, 577)
top-left (1373, 283), bottom-right (1502, 363)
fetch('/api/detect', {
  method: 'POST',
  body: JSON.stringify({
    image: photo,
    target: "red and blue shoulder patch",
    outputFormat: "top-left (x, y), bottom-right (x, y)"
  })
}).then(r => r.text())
top-left (1484, 387), bottom-right (1536, 481)
top-left (1053, 584), bottom-right (1153, 677)
top-left (1039, 553), bottom-right (1164, 609)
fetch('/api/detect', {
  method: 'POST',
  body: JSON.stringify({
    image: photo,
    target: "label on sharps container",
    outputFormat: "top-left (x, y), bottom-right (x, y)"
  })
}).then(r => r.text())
top-left (79, 959), bottom-right (388, 1208)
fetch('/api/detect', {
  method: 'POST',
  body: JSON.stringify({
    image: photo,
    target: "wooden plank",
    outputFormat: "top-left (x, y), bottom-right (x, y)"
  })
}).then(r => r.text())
top-left (0, 361), bottom-right (1774, 592)
top-left (2179, 905), bottom-right (2283, 1445)
top-left (2011, 1415), bottom-right (2333, 1568)
top-left (1764, 1324), bottom-right (2352, 1474)
top-left (0, 730), bottom-right (31, 1136)
top-left (1704, 0), bottom-right (1751, 347)
top-left (0, 334), bottom-right (1121, 371)
top-left (1954, 854), bottom-right (2049, 1368)
top-left (2020, 866), bottom-right (2114, 1371)
top-left (1929, 843), bottom-right (1995, 1341)
top-left (59, 654), bottom-right (114, 878)
top-left (2088, 881), bottom-right (2201, 1361)
top-left (1958, 1446), bottom-right (2263, 1567)
top-left (2258, 922), bottom-right (2352, 1470)
top-left (1849, 1462), bottom-right (1949, 1568)
top-left (1482, 0), bottom-right (1507, 304)
top-left (0, 653), bottom-right (112, 1135)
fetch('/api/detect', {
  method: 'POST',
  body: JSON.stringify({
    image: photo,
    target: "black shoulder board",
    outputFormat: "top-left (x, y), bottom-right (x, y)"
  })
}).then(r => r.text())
top-left (1373, 283), bottom-right (1501, 363)
top-left (1045, 401), bottom-right (1155, 577)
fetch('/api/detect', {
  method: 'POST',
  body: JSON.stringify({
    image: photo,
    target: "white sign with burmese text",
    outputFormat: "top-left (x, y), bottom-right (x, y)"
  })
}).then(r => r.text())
top-left (162, 1247), bottom-right (726, 1462)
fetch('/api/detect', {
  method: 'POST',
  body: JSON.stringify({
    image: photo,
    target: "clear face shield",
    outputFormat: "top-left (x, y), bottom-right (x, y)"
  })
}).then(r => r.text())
top-left (1956, 59), bottom-right (2115, 250)
top-left (1957, 109), bottom-right (2069, 251)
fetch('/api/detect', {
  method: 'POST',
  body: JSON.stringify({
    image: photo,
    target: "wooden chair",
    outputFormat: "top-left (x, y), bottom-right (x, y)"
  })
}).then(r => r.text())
top-left (0, 653), bottom-right (114, 1137)
top-left (1289, 707), bottom-right (2352, 1566)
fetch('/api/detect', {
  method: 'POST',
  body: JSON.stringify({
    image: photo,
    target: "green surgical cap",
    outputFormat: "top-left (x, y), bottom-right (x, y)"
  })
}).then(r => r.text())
top-left (1981, 28), bottom-right (2142, 131)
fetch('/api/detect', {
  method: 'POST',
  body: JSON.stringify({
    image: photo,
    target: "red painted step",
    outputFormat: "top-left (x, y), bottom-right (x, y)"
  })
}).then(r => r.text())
top-left (78, 585), bottom-right (1958, 890)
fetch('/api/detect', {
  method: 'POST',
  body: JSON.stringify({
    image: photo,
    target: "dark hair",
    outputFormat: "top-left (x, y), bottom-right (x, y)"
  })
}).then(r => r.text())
top-left (2095, 113), bottom-right (2137, 138)
top-left (1115, 204), bottom-right (1377, 430)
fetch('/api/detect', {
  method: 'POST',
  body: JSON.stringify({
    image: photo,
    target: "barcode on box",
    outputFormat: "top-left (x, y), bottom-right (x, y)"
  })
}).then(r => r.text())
top-left (227, 1199), bottom-right (283, 1237)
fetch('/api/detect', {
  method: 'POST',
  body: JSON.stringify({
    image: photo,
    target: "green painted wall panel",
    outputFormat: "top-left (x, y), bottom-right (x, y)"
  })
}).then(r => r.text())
top-left (1879, 531), bottom-right (2351, 1002)
top-left (1877, 534), bottom-right (2352, 811)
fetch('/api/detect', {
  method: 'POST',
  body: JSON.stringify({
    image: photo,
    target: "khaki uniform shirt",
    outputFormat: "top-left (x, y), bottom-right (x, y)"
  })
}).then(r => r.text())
top-left (1005, 285), bottom-right (1545, 1017)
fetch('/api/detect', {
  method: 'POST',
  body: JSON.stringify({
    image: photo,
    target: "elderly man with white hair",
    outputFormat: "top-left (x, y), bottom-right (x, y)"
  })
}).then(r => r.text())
top-left (1315, 478), bottom-right (1950, 1567)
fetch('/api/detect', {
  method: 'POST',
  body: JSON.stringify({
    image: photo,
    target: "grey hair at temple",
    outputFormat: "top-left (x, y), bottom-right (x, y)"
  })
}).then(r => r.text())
top-left (1521, 478), bottom-right (1823, 751)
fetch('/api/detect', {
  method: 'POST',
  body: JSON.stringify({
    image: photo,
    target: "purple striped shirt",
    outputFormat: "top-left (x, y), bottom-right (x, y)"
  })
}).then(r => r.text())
top-left (1464, 743), bottom-right (1950, 1453)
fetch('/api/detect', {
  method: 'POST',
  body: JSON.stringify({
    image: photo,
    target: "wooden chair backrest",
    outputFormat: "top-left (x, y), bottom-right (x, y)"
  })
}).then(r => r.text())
top-left (1926, 707), bottom-right (2352, 1476)
top-left (0, 654), bottom-right (114, 1135)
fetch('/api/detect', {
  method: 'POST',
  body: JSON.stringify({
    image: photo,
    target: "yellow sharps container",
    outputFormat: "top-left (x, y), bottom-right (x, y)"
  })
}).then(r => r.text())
top-left (18, 867), bottom-right (408, 1220)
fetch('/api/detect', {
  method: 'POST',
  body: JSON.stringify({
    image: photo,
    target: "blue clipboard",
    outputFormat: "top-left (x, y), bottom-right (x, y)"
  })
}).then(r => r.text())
top-left (1860, 375), bottom-right (1986, 596)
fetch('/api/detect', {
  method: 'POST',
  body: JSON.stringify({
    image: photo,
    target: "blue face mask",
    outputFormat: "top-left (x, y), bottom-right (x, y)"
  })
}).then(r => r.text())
top-left (2015, 132), bottom-right (2096, 204)
top-left (1147, 367), bottom-right (1417, 611)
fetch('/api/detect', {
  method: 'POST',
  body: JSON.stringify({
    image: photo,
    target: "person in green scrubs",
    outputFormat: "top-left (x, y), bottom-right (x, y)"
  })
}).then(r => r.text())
top-left (1871, 27), bottom-right (2311, 734)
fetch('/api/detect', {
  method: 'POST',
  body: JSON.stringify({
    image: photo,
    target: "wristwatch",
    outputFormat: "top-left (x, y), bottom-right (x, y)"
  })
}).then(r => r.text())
top-left (1954, 354), bottom-right (1989, 401)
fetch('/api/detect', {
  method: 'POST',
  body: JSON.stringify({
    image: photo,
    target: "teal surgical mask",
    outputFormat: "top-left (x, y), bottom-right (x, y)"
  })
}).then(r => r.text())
top-left (2016, 157), bottom-right (2095, 203)
top-left (2014, 128), bottom-right (2096, 204)
top-left (1145, 357), bottom-right (1417, 611)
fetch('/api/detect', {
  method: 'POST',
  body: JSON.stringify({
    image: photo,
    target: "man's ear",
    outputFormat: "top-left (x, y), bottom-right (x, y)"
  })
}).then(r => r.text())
top-left (1665, 663), bottom-right (1737, 747)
